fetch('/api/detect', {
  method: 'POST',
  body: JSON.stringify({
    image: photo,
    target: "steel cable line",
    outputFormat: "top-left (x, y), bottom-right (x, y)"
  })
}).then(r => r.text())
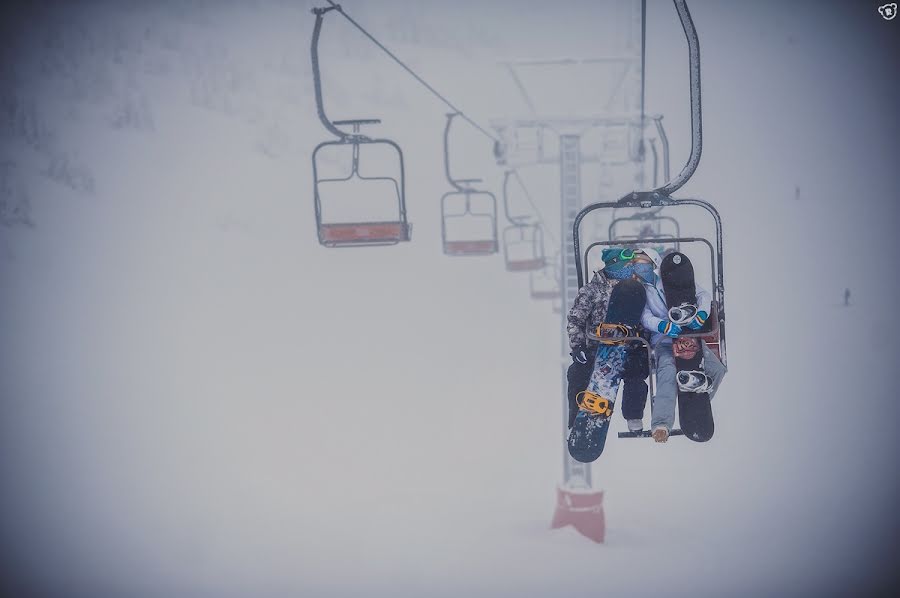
top-left (320, 0), bottom-right (498, 143)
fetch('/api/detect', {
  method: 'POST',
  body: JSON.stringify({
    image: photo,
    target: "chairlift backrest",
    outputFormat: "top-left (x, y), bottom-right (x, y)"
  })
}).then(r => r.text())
top-left (440, 113), bottom-right (498, 256)
top-left (500, 170), bottom-right (546, 271)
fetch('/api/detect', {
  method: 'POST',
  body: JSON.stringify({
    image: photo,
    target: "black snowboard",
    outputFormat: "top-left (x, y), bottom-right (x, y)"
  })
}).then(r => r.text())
top-left (660, 252), bottom-right (714, 442)
top-left (567, 279), bottom-right (646, 462)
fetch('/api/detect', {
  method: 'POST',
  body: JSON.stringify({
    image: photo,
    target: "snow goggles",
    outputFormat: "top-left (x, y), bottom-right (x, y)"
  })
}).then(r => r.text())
top-left (603, 248), bottom-right (636, 267)
top-left (608, 248), bottom-right (654, 264)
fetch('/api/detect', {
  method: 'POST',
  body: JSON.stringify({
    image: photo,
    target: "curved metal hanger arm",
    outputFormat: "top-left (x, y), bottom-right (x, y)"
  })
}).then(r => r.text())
top-left (311, 6), bottom-right (351, 140)
top-left (655, 0), bottom-right (701, 195)
top-left (443, 113), bottom-right (480, 192)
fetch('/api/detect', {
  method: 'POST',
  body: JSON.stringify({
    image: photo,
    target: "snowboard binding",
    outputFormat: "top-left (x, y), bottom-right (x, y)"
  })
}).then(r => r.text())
top-left (595, 322), bottom-right (637, 344)
top-left (677, 369), bottom-right (712, 393)
top-left (575, 390), bottom-right (614, 419)
top-left (668, 302), bottom-right (698, 326)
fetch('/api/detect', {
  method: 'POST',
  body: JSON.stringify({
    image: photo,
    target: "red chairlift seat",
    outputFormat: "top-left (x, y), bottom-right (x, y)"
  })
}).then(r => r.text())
top-left (319, 221), bottom-right (410, 245)
top-left (312, 119), bottom-right (411, 247)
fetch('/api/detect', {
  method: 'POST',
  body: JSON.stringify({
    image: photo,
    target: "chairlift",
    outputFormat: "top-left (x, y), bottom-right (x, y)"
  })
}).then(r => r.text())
top-left (501, 170), bottom-right (545, 272)
top-left (530, 254), bottom-right (561, 301)
top-left (572, 0), bottom-right (729, 441)
top-left (310, 5), bottom-right (411, 247)
top-left (440, 113), bottom-right (498, 256)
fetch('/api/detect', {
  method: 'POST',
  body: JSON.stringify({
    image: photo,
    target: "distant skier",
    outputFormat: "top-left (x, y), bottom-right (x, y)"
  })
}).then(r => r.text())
top-left (566, 248), bottom-right (650, 432)
top-left (635, 249), bottom-right (727, 443)
top-left (844, 288), bottom-right (851, 307)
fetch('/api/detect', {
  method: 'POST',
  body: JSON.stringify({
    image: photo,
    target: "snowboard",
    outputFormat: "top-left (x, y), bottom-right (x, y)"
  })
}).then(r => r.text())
top-left (567, 279), bottom-right (646, 462)
top-left (660, 252), bottom-right (714, 442)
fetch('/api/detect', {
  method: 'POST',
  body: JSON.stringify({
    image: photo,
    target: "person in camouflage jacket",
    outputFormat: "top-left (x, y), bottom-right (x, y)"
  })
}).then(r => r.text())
top-left (565, 248), bottom-right (651, 431)
top-left (566, 270), bottom-right (615, 353)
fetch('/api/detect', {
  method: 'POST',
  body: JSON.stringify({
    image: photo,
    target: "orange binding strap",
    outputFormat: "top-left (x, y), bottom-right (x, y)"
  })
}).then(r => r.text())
top-left (576, 391), bottom-right (614, 418)
top-left (595, 323), bottom-right (632, 344)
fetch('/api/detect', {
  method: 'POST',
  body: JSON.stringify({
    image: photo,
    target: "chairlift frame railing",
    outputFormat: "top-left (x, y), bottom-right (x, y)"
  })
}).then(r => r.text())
top-left (607, 212), bottom-right (682, 241)
top-left (574, 192), bottom-right (726, 369)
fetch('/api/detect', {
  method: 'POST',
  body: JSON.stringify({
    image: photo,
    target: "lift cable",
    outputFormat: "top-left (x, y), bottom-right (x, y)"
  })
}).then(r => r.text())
top-left (510, 170), bottom-right (558, 249)
top-left (320, 0), bottom-right (498, 143)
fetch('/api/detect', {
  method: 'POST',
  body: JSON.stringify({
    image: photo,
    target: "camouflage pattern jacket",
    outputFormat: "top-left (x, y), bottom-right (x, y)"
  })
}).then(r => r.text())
top-left (566, 271), bottom-right (615, 351)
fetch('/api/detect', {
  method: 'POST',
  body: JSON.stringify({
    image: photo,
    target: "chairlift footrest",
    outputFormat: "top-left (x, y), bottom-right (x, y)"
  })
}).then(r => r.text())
top-left (617, 429), bottom-right (685, 439)
top-left (333, 118), bottom-right (381, 126)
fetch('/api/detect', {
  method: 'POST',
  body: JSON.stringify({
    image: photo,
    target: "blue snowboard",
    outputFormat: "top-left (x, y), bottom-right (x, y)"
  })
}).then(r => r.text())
top-left (567, 279), bottom-right (646, 462)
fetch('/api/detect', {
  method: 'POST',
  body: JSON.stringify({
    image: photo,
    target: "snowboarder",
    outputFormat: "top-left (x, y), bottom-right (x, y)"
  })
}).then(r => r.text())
top-left (635, 249), bottom-right (727, 442)
top-left (566, 248), bottom-right (651, 432)
top-left (844, 288), bottom-right (851, 307)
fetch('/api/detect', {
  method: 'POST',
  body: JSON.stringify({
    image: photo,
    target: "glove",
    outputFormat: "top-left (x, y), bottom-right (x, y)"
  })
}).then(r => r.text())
top-left (658, 320), bottom-right (683, 338)
top-left (571, 345), bottom-right (590, 365)
top-left (686, 310), bottom-right (708, 330)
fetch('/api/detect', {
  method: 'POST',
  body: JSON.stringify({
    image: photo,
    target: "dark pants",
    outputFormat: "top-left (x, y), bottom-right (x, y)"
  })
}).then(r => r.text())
top-left (620, 346), bottom-right (649, 421)
top-left (566, 345), bottom-right (649, 429)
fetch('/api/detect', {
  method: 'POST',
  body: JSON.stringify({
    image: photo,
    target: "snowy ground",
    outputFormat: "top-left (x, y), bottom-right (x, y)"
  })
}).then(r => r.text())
top-left (1, 1), bottom-right (898, 596)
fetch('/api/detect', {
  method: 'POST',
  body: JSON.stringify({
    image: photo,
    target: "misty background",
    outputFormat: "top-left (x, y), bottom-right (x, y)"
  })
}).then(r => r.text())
top-left (1, 0), bottom-right (899, 596)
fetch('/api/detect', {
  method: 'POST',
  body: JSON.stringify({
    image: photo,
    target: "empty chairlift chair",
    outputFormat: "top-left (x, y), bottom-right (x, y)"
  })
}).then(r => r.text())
top-left (310, 6), bottom-right (411, 247)
top-left (440, 113), bottom-right (498, 256)
top-left (501, 170), bottom-right (546, 272)
top-left (530, 254), bottom-right (561, 302)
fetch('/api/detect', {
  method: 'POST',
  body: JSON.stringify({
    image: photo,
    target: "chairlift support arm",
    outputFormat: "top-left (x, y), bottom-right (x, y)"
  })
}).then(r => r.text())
top-left (656, 0), bottom-right (701, 194)
top-left (443, 113), bottom-right (482, 193)
top-left (311, 6), bottom-right (358, 140)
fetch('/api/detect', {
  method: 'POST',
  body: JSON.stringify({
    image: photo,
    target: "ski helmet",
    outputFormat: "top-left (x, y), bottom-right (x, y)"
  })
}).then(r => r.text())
top-left (636, 247), bottom-right (662, 269)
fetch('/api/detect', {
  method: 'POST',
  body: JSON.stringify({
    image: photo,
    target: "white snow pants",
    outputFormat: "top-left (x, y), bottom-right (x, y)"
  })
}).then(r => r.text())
top-left (651, 338), bottom-right (727, 432)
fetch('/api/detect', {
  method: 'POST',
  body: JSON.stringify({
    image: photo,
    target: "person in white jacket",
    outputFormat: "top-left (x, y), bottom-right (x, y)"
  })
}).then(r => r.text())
top-left (634, 248), bottom-right (727, 443)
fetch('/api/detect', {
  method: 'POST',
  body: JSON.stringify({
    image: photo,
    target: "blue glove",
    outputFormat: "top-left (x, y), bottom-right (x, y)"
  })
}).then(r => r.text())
top-left (658, 320), bottom-right (683, 338)
top-left (687, 310), bottom-right (708, 330)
